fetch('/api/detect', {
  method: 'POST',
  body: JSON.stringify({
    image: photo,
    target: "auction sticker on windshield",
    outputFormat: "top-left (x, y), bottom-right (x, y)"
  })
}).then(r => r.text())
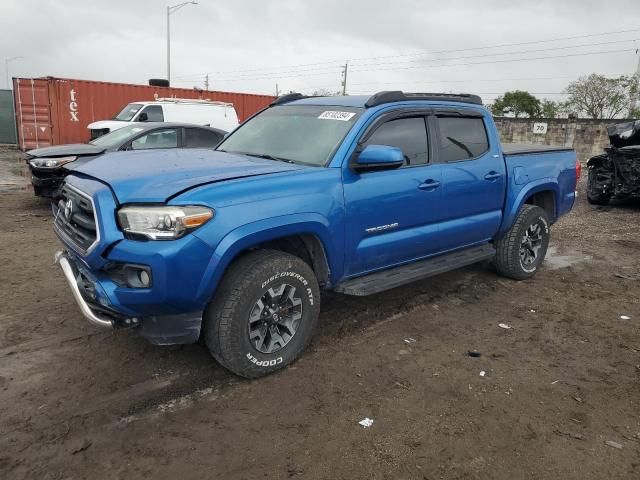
top-left (318, 111), bottom-right (356, 121)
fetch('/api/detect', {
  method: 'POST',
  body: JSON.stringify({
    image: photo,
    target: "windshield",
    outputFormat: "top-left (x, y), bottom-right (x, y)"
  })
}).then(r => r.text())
top-left (89, 125), bottom-right (146, 148)
top-left (113, 103), bottom-right (143, 121)
top-left (216, 105), bottom-right (363, 166)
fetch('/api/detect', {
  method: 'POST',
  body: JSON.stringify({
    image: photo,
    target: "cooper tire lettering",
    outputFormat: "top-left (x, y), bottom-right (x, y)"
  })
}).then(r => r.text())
top-left (246, 352), bottom-right (283, 367)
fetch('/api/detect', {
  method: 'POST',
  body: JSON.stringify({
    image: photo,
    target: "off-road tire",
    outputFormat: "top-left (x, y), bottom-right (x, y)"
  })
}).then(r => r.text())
top-left (495, 205), bottom-right (550, 280)
top-left (203, 250), bottom-right (320, 378)
top-left (586, 169), bottom-right (611, 205)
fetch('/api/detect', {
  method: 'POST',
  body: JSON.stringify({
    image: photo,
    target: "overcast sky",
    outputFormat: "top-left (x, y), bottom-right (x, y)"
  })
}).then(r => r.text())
top-left (2, 0), bottom-right (639, 102)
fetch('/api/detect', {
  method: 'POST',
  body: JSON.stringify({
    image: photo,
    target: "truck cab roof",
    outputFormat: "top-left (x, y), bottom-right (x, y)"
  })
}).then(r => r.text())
top-left (281, 91), bottom-right (484, 109)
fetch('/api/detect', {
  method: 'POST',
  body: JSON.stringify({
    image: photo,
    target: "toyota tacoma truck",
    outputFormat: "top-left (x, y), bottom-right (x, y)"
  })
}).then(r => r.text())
top-left (52, 91), bottom-right (579, 378)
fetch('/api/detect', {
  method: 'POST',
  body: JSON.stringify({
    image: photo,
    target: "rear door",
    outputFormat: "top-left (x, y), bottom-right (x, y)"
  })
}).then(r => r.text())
top-left (184, 127), bottom-right (225, 148)
top-left (128, 127), bottom-right (180, 150)
top-left (433, 111), bottom-right (506, 250)
top-left (343, 112), bottom-right (444, 276)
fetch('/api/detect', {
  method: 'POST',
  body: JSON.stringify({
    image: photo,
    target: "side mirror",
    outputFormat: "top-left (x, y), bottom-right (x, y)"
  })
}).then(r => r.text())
top-left (137, 112), bottom-right (148, 122)
top-left (352, 144), bottom-right (404, 172)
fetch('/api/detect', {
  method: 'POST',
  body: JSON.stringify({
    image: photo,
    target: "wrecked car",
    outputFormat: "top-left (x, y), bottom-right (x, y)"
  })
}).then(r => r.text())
top-left (587, 120), bottom-right (640, 205)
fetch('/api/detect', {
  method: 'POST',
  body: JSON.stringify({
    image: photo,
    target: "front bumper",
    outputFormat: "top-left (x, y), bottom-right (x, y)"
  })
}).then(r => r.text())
top-left (29, 166), bottom-right (66, 197)
top-left (52, 176), bottom-right (216, 345)
top-left (54, 250), bottom-right (137, 329)
top-left (54, 250), bottom-right (204, 345)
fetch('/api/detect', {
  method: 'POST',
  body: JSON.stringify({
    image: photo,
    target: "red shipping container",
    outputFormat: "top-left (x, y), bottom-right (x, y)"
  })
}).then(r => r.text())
top-left (12, 77), bottom-right (275, 150)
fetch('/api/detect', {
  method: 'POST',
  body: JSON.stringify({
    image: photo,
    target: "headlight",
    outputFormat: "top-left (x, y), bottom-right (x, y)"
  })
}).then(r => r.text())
top-left (29, 156), bottom-right (77, 169)
top-left (117, 205), bottom-right (214, 240)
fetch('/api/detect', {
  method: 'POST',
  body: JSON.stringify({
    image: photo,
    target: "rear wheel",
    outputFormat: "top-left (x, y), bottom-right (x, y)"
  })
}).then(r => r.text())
top-left (495, 205), bottom-right (550, 280)
top-left (203, 250), bottom-right (320, 378)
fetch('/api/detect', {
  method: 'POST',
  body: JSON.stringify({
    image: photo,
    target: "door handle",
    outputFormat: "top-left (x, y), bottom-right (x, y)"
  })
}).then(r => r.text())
top-left (484, 171), bottom-right (502, 181)
top-left (418, 179), bottom-right (441, 191)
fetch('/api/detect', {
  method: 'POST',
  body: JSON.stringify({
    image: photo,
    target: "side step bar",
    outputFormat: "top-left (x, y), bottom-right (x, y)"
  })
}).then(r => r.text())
top-left (334, 244), bottom-right (495, 296)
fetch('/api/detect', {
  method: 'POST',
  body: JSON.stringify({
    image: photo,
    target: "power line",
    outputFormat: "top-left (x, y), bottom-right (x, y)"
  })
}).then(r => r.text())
top-left (346, 72), bottom-right (630, 88)
top-left (173, 69), bottom-right (342, 84)
top-left (176, 39), bottom-right (636, 82)
top-left (176, 48), bottom-right (634, 84)
top-left (174, 59), bottom-right (344, 79)
top-left (350, 48), bottom-right (635, 73)
top-left (347, 28), bottom-right (640, 63)
top-left (349, 90), bottom-right (569, 95)
top-left (350, 38), bottom-right (638, 68)
top-left (173, 28), bottom-right (640, 79)
top-left (175, 63), bottom-right (343, 81)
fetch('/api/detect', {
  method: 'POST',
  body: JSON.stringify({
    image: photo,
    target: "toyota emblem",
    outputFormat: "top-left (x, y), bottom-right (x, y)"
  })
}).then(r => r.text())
top-left (63, 199), bottom-right (74, 220)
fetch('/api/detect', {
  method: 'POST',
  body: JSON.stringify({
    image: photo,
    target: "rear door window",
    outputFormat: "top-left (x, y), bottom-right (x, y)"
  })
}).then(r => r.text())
top-left (130, 128), bottom-right (179, 150)
top-left (185, 128), bottom-right (224, 148)
top-left (437, 117), bottom-right (489, 162)
top-left (364, 117), bottom-right (429, 167)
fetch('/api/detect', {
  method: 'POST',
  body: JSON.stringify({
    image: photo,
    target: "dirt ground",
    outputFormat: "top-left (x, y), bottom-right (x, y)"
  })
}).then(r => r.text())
top-left (1, 150), bottom-right (639, 480)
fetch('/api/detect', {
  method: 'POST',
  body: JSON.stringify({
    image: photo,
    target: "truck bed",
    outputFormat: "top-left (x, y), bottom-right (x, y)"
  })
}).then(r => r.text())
top-left (499, 144), bottom-right (577, 237)
top-left (502, 143), bottom-right (573, 156)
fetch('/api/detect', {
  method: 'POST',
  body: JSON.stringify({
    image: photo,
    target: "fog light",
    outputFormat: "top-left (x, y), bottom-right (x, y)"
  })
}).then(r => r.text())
top-left (139, 270), bottom-right (150, 287)
top-left (105, 262), bottom-right (152, 289)
top-left (124, 266), bottom-right (152, 288)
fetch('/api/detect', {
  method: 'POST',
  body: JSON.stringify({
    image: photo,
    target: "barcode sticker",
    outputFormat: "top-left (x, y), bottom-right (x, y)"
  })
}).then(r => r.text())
top-left (318, 111), bottom-right (356, 121)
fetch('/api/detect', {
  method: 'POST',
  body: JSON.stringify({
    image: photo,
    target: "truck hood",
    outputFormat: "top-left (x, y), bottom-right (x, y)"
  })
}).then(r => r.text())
top-left (69, 149), bottom-right (306, 203)
top-left (26, 143), bottom-right (105, 158)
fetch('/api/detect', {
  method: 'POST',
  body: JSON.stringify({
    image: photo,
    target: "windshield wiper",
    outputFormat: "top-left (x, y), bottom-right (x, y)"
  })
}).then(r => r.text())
top-left (232, 151), bottom-right (296, 164)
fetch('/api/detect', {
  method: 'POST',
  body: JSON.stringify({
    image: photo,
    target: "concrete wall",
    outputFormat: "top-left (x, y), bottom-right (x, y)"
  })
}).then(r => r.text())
top-left (493, 117), bottom-right (634, 163)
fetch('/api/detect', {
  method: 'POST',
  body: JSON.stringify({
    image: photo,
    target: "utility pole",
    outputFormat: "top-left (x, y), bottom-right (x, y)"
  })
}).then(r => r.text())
top-left (166, 6), bottom-right (170, 84)
top-left (166, 2), bottom-right (198, 85)
top-left (204, 74), bottom-right (209, 91)
top-left (630, 47), bottom-right (640, 114)
top-left (341, 61), bottom-right (349, 96)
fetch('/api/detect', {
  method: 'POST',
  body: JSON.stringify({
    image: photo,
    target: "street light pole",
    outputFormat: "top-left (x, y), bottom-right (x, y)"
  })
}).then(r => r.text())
top-left (166, 1), bottom-right (197, 85)
top-left (167, 6), bottom-right (171, 84)
top-left (5, 56), bottom-right (22, 89)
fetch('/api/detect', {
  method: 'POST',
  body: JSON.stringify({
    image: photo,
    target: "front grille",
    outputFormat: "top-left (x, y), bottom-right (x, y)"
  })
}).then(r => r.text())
top-left (54, 183), bottom-right (99, 254)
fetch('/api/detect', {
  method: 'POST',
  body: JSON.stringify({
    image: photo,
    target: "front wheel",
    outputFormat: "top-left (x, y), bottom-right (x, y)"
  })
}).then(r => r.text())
top-left (203, 250), bottom-right (320, 378)
top-left (495, 205), bottom-right (550, 280)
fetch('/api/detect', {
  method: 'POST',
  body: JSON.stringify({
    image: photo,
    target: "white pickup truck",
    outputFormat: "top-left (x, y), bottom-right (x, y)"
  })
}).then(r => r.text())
top-left (87, 98), bottom-right (239, 139)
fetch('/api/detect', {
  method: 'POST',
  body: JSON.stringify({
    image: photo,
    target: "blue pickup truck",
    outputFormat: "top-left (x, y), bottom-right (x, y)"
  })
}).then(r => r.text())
top-left (52, 91), bottom-right (579, 378)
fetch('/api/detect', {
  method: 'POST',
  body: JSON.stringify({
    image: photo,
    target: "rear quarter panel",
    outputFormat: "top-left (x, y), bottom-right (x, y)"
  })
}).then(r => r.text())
top-left (499, 149), bottom-right (576, 237)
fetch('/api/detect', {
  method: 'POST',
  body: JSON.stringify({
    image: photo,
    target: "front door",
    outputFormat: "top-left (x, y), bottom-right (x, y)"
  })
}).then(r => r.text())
top-left (343, 114), bottom-right (445, 276)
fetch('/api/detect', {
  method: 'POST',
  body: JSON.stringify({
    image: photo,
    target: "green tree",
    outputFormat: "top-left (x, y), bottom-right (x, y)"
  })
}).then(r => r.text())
top-left (540, 99), bottom-right (562, 118)
top-left (491, 90), bottom-right (541, 118)
top-left (564, 74), bottom-right (639, 119)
